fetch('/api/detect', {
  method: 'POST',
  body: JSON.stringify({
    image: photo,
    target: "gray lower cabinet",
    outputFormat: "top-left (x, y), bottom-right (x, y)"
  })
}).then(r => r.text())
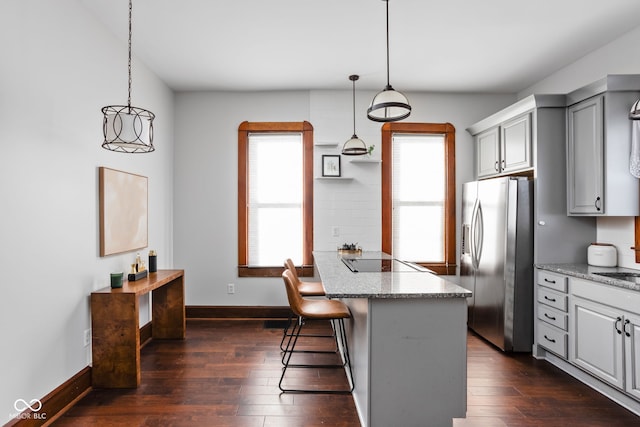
top-left (570, 277), bottom-right (640, 399)
top-left (624, 311), bottom-right (640, 400)
top-left (570, 294), bottom-right (624, 388)
top-left (535, 270), bottom-right (568, 358)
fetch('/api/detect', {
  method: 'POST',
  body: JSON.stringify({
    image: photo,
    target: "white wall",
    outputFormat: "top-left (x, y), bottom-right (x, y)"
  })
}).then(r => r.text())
top-left (0, 1), bottom-right (174, 423)
top-left (519, 25), bottom-right (640, 268)
top-left (173, 90), bottom-right (514, 307)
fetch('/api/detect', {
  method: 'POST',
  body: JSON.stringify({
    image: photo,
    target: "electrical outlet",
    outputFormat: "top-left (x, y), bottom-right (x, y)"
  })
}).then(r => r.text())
top-left (332, 226), bottom-right (340, 237)
top-left (227, 283), bottom-right (235, 294)
top-left (83, 329), bottom-right (91, 347)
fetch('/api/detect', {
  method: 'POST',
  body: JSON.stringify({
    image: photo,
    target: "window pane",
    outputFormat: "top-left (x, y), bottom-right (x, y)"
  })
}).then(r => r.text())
top-left (393, 205), bottom-right (444, 261)
top-left (249, 134), bottom-right (302, 204)
top-left (248, 133), bottom-right (303, 266)
top-left (393, 134), bottom-right (444, 201)
top-left (249, 206), bottom-right (302, 265)
top-left (392, 134), bottom-right (445, 262)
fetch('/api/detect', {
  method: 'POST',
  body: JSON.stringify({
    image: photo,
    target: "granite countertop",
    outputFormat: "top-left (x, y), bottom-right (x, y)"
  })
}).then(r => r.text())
top-left (536, 263), bottom-right (640, 292)
top-left (313, 251), bottom-right (472, 299)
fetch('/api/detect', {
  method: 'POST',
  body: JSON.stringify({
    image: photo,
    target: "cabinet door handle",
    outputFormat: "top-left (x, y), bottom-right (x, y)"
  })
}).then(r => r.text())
top-left (544, 295), bottom-right (556, 302)
top-left (595, 196), bottom-right (601, 211)
top-left (624, 319), bottom-right (631, 337)
top-left (501, 159), bottom-right (506, 169)
top-left (544, 278), bottom-right (556, 284)
top-left (543, 335), bottom-right (556, 343)
top-left (544, 313), bottom-right (557, 321)
top-left (494, 161), bottom-right (499, 172)
top-left (615, 317), bottom-right (622, 335)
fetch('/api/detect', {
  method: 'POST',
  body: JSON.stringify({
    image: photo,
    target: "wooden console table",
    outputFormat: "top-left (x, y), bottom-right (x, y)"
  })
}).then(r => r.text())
top-left (91, 269), bottom-right (185, 388)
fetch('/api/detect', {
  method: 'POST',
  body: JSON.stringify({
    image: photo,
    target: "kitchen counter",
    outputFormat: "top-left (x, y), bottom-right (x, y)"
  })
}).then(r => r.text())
top-left (536, 263), bottom-right (640, 291)
top-left (314, 251), bottom-right (471, 299)
top-left (313, 251), bottom-right (470, 427)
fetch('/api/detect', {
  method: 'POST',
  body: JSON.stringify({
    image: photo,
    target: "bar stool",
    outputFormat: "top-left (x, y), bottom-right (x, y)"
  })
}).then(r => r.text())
top-left (279, 269), bottom-right (354, 394)
top-left (280, 259), bottom-right (328, 352)
top-left (284, 258), bottom-right (324, 297)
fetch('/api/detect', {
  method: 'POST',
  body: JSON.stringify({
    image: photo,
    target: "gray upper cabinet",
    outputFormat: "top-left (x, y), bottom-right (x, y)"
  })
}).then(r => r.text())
top-left (501, 114), bottom-right (531, 174)
top-left (474, 114), bottom-right (531, 178)
top-left (476, 126), bottom-right (500, 178)
top-left (566, 75), bottom-right (640, 216)
top-left (567, 95), bottom-right (604, 214)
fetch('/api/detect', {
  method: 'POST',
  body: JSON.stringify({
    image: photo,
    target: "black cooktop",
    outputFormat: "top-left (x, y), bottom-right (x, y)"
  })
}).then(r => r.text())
top-left (341, 258), bottom-right (431, 273)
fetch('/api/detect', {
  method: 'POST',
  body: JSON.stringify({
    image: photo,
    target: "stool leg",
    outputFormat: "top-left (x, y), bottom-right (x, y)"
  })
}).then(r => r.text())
top-left (279, 316), bottom-right (354, 394)
top-left (280, 320), bottom-right (339, 364)
top-left (280, 317), bottom-right (337, 352)
top-left (279, 312), bottom-right (294, 352)
top-left (337, 318), bottom-right (354, 392)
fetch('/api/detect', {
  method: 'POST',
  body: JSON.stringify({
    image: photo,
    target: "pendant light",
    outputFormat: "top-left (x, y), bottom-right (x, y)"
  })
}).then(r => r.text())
top-left (630, 98), bottom-right (640, 120)
top-left (102, 0), bottom-right (155, 153)
top-left (367, 0), bottom-right (411, 123)
top-left (342, 75), bottom-right (368, 156)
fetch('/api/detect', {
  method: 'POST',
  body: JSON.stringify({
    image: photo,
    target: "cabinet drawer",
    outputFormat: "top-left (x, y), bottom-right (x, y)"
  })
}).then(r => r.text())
top-left (537, 271), bottom-right (568, 293)
top-left (538, 287), bottom-right (567, 312)
top-left (537, 304), bottom-right (568, 331)
top-left (537, 322), bottom-right (567, 358)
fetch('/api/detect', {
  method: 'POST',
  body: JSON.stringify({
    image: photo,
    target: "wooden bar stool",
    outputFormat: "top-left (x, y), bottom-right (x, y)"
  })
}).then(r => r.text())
top-left (279, 269), bottom-right (354, 394)
top-left (280, 259), bottom-right (331, 352)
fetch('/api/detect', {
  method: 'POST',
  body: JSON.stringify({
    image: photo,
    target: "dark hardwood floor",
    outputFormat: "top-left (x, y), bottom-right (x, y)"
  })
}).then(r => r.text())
top-left (52, 319), bottom-right (639, 426)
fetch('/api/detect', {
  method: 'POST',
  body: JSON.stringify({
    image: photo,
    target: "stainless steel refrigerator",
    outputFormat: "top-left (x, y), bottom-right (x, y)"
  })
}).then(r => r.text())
top-left (460, 176), bottom-right (533, 352)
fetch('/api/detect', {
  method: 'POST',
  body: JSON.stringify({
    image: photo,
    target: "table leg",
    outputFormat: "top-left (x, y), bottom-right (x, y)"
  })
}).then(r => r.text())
top-left (90, 293), bottom-right (140, 388)
top-left (152, 276), bottom-right (185, 339)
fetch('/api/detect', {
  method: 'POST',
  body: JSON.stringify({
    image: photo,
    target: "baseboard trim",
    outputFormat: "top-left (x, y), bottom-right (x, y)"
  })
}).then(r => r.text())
top-left (186, 305), bottom-right (292, 319)
top-left (140, 321), bottom-right (152, 347)
top-left (4, 366), bottom-right (91, 427)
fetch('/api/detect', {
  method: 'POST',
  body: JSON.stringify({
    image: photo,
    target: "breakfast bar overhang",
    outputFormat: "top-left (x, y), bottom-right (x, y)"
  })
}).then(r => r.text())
top-left (313, 251), bottom-right (472, 427)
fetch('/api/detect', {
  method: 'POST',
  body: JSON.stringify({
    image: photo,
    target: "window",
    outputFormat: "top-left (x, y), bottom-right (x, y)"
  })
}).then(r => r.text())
top-left (238, 121), bottom-right (313, 277)
top-left (381, 123), bottom-right (456, 275)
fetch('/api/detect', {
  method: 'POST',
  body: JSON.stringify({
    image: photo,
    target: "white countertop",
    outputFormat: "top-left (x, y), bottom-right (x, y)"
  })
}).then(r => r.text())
top-left (313, 251), bottom-right (472, 299)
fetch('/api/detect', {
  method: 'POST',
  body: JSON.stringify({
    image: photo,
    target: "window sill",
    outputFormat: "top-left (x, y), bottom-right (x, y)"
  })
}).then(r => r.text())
top-left (238, 265), bottom-right (315, 278)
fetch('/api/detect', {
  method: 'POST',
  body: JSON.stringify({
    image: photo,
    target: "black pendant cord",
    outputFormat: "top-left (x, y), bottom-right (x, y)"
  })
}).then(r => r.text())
top-left (351, 76), bottom-right (357, 137)
top-left (127, 0), bottom-right (133, 112)
top-left (385, 0), bottom-right (390, 88)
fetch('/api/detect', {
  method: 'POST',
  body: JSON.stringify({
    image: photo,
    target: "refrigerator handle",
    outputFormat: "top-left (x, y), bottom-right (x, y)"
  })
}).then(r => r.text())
top-left (470, 199), bottom-right (479, 269)
top-left (474, 200), bottom-right (484, 267)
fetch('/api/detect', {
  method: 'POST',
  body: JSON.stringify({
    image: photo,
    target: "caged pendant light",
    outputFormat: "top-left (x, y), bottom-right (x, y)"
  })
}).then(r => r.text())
top-left (367, 0), bottom-right (411, 123)
top-left (342, 75), bottom-right (368, 156)
top-left (102, 0), bottom-right (155, 153)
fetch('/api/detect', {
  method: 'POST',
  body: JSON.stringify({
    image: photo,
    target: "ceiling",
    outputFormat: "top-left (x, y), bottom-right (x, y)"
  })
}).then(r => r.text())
top-left (80, 0), bottom-right (640, 93)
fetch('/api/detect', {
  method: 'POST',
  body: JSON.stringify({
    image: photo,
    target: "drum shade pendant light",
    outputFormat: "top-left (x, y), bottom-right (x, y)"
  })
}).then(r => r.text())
top-left (630, 98), bottom-right (640, 120)
top-left (367, 0), bottom-right (411, 123)
top-left (102, 0), bottom-right (155, 153)
top-left (342, 75), bottom-right (368, 156)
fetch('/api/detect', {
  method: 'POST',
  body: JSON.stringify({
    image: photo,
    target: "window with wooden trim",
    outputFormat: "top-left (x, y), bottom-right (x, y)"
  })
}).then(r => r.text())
top-left (381, 123), bottom-right (456, 275)
top-left (237, 121), bottom-right (314, 277)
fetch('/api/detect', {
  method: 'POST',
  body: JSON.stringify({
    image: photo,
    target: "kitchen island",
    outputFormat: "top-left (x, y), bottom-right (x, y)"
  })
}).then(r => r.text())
top-left (313, 251), bottom-right (472, 427)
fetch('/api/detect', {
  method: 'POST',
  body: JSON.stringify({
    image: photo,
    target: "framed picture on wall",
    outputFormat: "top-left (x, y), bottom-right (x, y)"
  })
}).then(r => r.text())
top-left (99, 167), bottom-right (148, 256)
top-left (322, 155), bottom-right (341, 177)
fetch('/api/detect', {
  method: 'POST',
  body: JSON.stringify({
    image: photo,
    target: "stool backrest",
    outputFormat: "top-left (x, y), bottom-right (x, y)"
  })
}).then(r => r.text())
top-left (282, 269), bottom-right (304, 317)
top-left (284, 258), bottom-right (299, 282)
